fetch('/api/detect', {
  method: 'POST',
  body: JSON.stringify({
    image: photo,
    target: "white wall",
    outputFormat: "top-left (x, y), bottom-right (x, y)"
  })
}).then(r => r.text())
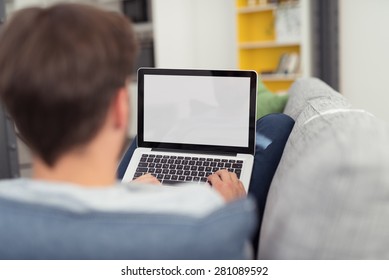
top-left (152, 0), bottom-right (237, 69)
top-left (339, 0), bottom-right (389, 123)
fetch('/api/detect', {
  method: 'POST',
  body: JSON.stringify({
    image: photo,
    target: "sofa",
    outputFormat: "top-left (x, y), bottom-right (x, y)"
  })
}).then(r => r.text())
top-left (2, 77), bottom-right (387, 260)
top-left (0, 193), bottom-right (256, 260)
top-left (259, 77), bottom-right (389, 259)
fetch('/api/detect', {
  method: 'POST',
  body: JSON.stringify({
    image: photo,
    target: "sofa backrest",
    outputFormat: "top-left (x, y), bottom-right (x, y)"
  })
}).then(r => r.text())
top-left (260, 78), bottom-right (389, 259)
top-left (0, 196), bottom-right (256, 259)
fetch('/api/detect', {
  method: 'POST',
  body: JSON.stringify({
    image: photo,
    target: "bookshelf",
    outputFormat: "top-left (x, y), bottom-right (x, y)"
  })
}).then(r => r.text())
top-left (236, 0), bottom-right (311, 93)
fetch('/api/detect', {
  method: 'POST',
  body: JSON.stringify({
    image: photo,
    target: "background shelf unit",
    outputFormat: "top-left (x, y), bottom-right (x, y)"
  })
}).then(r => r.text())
top-left (236, 0), bottom-right (311, 93)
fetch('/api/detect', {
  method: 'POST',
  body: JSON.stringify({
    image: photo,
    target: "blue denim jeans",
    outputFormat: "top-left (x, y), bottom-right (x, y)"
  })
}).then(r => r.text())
top-left (117, 113), bottom-right (294, 251)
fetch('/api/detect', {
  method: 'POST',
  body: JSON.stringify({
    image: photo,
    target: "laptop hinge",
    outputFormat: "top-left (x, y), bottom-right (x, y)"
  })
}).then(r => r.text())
top-left (151, 148), bottom-right (237, 157)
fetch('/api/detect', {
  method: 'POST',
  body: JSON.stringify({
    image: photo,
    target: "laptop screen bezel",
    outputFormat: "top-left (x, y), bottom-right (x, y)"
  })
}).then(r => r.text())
top-left (136, 68), bottom-right (257, 155)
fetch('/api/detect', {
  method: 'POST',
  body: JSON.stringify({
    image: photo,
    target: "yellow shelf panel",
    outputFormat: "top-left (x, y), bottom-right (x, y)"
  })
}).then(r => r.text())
top-left (239, 45), bottom-right (300, 72)
top-left (236, 0), bottom-right (248, 8)
top-left (237, 4), bottom-right (277, 13)
top-left (263, 80), bottom-right (294, 93)
top-left (261, 73), bottom-right (301, 81)
top-left (237, 10), bottom-right (275, 42)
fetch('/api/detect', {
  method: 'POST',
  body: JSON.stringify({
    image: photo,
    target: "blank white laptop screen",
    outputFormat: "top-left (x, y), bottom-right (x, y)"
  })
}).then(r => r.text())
top-left (143, 74), bottom-right (251, 148)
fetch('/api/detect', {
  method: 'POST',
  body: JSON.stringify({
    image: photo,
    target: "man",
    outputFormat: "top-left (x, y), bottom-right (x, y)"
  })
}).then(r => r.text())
top-left (0, 3), bottom-right (293, 256)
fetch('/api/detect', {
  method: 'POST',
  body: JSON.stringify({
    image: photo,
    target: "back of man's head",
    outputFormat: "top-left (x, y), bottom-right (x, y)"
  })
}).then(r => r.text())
top-left (0, 4), bottom-right (137, 166)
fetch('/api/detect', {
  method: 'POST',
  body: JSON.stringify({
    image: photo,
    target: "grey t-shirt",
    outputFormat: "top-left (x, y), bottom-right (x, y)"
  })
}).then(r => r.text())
top-left (0, 179), bottom-right (225, 218)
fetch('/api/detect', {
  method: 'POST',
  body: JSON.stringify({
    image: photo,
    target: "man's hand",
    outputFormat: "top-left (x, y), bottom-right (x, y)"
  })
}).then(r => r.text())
top-left (132, 173), bottom-right (161, 185)
top-left (207, 169), bottom-right (246, 202)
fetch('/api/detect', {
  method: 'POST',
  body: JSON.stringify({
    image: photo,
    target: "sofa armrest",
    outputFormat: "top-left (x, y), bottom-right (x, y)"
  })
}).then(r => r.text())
top-left (283, 78), bottom-right (349, 120)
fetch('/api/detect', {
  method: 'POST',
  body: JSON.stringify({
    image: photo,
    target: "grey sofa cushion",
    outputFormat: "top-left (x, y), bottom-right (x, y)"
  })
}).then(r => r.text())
top-left (0, 197), bottom-right (256, 259)
top-left (259, 78), bottom-right (389, 259)
top-left (283, 78), bottom-right (350, 120)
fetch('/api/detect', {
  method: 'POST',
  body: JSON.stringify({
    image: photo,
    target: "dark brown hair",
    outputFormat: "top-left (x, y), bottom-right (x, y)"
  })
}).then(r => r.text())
top-left (0, 4), bottom-right (138, 166)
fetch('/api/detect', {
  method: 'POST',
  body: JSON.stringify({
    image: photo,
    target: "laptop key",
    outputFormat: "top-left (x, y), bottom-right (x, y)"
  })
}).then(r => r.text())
top-left (162, 180), bottom-right (182, 185)
top-left (136, 167), bottom-right (148, 173)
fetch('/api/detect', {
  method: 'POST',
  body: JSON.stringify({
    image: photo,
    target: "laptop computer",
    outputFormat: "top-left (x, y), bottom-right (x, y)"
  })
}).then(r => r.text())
top-left (122, 68), bottom-right (257, 191)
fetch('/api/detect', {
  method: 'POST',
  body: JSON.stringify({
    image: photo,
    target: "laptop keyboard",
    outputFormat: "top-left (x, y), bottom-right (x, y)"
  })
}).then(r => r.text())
top-left (133, 154), bottom-right (243, 185)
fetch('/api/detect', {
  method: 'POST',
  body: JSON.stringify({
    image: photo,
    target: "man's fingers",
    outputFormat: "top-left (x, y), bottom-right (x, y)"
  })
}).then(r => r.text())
top-left (215, 169), bottom-right (231, 182)
top-left (208, 170), bottom-right (246, 202)
top-left (228, 171), bottom-right (240, 185)
top-left (207, 172), bottom-right (222, 187)
top-left (132, 173), bottom-right (161, 185)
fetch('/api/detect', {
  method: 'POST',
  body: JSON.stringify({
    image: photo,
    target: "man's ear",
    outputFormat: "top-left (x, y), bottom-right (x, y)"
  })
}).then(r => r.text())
top-left (111, 87), bottom-right (130, 130)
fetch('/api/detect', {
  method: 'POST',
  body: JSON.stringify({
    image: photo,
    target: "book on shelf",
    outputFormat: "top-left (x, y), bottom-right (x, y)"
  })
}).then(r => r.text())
top-left (276, 52), bottom-right (300, 74)
top-left (260, 52), bottom-right (300, 77)
top-left (275, 2), bottom-right (301, 43)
